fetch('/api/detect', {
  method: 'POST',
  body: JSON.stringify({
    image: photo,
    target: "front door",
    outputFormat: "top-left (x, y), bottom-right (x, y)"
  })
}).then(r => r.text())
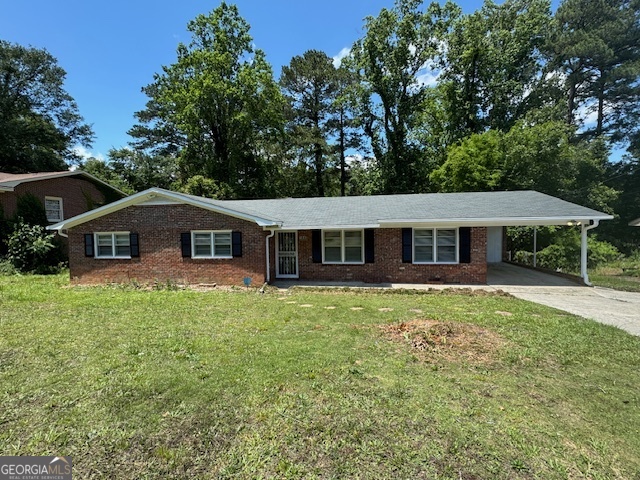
top-left (276, 231), bottom-right (298, 278)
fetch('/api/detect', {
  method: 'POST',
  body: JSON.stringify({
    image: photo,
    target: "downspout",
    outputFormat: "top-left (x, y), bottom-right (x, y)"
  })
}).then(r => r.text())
top-left (265, 229), bottom-right (275, 284)
top-left (580, 220), bottom-right (599, 286)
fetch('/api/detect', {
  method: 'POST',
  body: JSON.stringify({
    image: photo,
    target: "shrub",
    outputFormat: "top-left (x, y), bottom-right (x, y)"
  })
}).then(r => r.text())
top-left (15, 193), bottom-right (48, 227)
top-left (7, 221), bottom-right (64, 274)
top-left (536, 236), bottom-right (620, 272)
top-left (0, 257), bottom-right (17, 275)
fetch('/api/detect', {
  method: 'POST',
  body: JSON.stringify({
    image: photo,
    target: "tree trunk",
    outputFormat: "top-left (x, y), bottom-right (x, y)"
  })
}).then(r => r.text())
top-left (339, 110), bottom-right (346, 197)
top-left (314, 142), bottom-right (324, 197)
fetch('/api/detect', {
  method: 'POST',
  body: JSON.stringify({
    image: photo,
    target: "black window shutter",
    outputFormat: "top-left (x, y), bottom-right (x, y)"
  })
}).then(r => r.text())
top-left (84, 234), bottom-right (94, 257)
top-left (459, 227), bottom-right (471, 263)
top-left (311, 230), bottom-right (322, 263)
top-left (232, 231), bottom-right (242, 257)
top-left (129, 233), bottom-right (140, 258)
top-left (401, 228), bottom-right (412, 263)
top-left (364, 229), bottom-right (375, 263)
top-left (181, 232), bottom-right (191, 258)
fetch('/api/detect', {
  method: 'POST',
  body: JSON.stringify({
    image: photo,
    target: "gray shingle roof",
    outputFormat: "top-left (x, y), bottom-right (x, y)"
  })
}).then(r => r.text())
top-left (184, 190), bottom-right (611, 228)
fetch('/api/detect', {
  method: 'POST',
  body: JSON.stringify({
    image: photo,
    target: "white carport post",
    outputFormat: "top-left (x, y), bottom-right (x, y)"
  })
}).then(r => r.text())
top-left (580, 220), bottom-right (599, 286)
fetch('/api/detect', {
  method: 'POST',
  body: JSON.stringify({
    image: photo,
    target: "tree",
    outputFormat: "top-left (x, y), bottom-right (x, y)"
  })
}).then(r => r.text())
top-left (440, 0), bottom-right (551, 139)
top-left (0, 41), bottom-right (94, 173)
top-left (329, 65), bottom-right (363, 196)
top-left (350, 0), bottom-right (460, 194)
top-left (547, 0), bottom-right (640, 143)
top-left (280, 50), bottom-right (338, 197)
top-left (130, 3), bottom-right (285, 198)
top-left (431, 120), bottom-right (617, 211)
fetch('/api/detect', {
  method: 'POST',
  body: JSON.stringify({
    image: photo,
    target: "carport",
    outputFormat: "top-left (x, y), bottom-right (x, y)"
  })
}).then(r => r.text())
top-left (485, 211), bottom-right (613, 285)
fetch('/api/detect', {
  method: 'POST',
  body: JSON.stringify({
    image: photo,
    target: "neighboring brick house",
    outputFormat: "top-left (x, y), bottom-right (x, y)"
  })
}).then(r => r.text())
top-left (48, 188), bottom-right (612, 286)
top-left (0, 171), bottom-right (126, 226)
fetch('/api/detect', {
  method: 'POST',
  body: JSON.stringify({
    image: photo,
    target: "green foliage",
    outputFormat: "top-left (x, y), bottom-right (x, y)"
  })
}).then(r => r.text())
top-left (0, 41), bottom-right (93, 172)
top-left (15, 193), bottom-right (49, 227)
top-left (430, 130), bottom-right (504, 191)
top-left (179, 175), bottom-right (231, 199)
top-left (515, 228), bottom-right (620, 272)
top-left (130, 2), bottom-right (285, 199)
top-left (351, 0), bottom-right (460, 193)
top-left (0, 257), bottom-right (18, 275)
top-left (441, 0), bottom-right (552, 137)
top-left (280, 50), bottom-right (339, 197)
top-left (6, 221), bottom-right (63, 273)
top-left (431, 120), bottom-right (618, 212)
top-left (0, 203), bottom-right (10, 254)
top-left (547, 0), bottom-right (640, 141)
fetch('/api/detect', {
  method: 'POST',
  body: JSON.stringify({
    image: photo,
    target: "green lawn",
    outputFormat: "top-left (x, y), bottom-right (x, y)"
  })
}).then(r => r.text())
top-left (1, 275), bottom-right (639, 479)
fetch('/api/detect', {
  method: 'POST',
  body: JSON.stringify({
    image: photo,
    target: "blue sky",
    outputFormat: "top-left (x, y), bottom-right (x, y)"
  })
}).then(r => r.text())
top-left (2, 0), bottom-right (558, 161)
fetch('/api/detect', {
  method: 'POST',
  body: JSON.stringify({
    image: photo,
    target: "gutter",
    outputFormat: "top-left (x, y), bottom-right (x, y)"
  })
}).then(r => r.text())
top-left (581, 220), bottom-right (600, 286)
top-left (265, 229), bottom-right (275, 283)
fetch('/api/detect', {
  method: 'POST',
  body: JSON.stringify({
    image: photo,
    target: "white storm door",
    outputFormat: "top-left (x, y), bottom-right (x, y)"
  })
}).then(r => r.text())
top-left (276, 231), bottom-right (298, 278)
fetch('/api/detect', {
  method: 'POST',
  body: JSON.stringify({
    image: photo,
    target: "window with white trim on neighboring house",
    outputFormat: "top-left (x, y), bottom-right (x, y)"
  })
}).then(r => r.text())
top-left (322, 230), bottom-right (363, 264)
top-left (191, 231), bottom-right (232, 258)
top-left (45, 196), bottom-right (63, 222)
top-left (413, 228), bottom-right (458, 264)
top-left (95, 232), bottom-right (131, 258)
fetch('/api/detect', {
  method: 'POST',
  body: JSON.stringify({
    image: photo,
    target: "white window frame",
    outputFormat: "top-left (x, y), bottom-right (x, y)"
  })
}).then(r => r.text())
top-left (45, 196), bottom-right (63, 222)
top-left (322, 229), bottom-right (364, 265)
top-left (191, 230), bottom-right (233, 259)
top-left (413, 228), bottom-right (459, 264)
top-left (94, 232), bottom-right (131, 259)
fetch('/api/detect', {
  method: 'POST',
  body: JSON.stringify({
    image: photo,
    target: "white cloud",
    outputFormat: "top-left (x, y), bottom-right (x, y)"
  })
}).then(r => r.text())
top-left (333, 47), bottom-right (351, 68)
top-left (73, 146), bottom-right (105, 162)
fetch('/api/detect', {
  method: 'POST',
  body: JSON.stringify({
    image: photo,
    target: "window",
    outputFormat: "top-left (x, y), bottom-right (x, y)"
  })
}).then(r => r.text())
top-left (322, 230), bottom-right (363, 264)
top-left (191, 231), bottom-right (232, 258)
top-left (45, 197), bottom-right (63, 222)
top-left (95, 232), bottom-right (131, 258)
top-left (413, 228), bottom-right (458, 264)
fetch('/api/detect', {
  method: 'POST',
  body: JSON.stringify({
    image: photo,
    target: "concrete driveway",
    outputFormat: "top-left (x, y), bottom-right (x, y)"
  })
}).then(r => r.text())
top-left (487, 263), bottom-right (640, 336)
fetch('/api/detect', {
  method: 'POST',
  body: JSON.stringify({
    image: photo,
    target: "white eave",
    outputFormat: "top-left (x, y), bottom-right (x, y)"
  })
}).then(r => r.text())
top-left (378, 215), bottom-right (614, 228)
top-left (0, 170), bottom-right (127, 196)
top-left (47, 187), bottom-right (280, 232)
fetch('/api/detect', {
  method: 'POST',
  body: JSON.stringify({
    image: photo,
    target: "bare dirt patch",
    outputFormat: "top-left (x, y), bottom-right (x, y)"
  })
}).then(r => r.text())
top-left (379, 319), bottom-right (506, 364)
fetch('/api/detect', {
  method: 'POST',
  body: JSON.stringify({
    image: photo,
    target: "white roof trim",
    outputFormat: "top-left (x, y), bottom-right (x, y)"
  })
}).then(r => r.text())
top-left (0, 170), bottom-right (127, 196)
top-left (630, 218), bottom-right (640, 227)
top-left (47, 188), bottom-right (280, 232)
top-left (379, 215), bottom-right (614, 228)
top-left (266, 224), bottom-right (381, 231)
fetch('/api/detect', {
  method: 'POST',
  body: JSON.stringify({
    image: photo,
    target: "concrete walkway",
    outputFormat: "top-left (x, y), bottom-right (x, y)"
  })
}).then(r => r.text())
top-left (487, 263), bottom-right (640, 337)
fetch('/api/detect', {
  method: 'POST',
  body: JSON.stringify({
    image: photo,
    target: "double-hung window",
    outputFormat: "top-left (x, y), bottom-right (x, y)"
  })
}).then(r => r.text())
top-left (95, 232), bottom-right (131, 258)
top-left (323, 230), bottom-right (363, 264)
top-left (413, 228), bottom-right (458, 263)
top-left (45, 196), bottom-right (63, 222)
top-left (191, 231), bottom-right (232, 258)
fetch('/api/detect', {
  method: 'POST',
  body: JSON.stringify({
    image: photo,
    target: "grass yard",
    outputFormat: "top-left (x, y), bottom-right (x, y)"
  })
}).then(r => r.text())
top-left (1, 275), bottom-right (639, 479)
top-left (591, 257), bottom-right (640, 292)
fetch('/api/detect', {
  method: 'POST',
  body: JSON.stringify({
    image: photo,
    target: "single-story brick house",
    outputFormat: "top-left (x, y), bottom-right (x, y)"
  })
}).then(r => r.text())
top-left (0, 170), bottom-right (126, 224)
top-left (48, 188), bottom-right (612, 286)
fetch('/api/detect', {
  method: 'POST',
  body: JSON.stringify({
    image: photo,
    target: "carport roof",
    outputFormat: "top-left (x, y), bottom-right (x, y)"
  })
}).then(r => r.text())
top-left (48, 188), bottom-right (613, 231)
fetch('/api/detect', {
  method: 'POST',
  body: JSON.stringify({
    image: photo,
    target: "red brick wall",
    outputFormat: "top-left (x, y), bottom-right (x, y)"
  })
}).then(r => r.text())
top-left (68, 203), bottom-right (488, 285)
top-left (0, 176), bottom-right (108, 221)
top-left (269, 227), bottom-right (487, 284)
top-left (68, 204), bottom-right (267, 285)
